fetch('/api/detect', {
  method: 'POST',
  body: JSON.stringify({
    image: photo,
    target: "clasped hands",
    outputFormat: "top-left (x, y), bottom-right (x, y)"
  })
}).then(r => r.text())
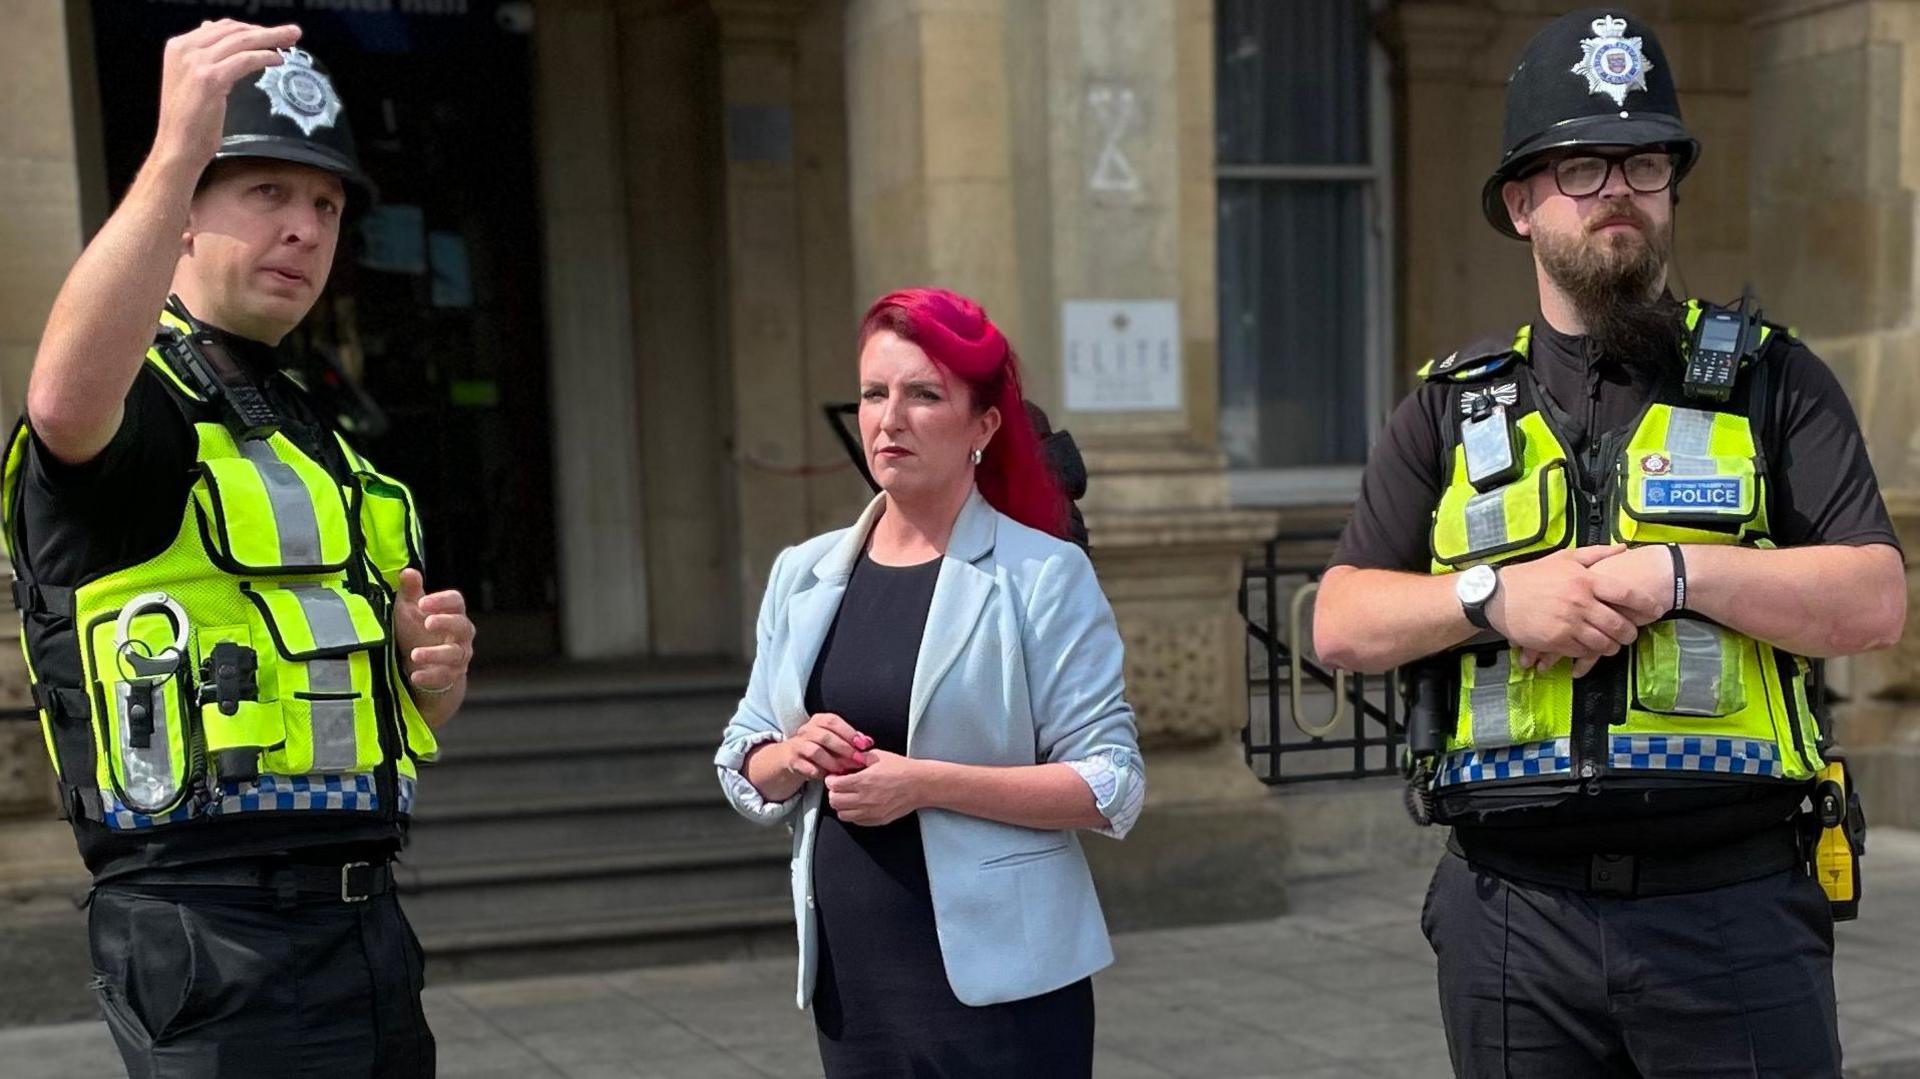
top-left (772, 713), bottom-right (922, 827)
top-left (1483, 544), bottom-right (1678, 676)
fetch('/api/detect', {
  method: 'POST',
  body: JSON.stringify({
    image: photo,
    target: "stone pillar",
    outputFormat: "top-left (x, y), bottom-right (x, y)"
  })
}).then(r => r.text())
top-left (712, 0), bottom-right (817, 651)
top-left (846, 0), bottom-right (1289, 926)
top-left (0, 1), bottom-right (85, 817)
top-left (615, 0), bottom-right (739, 657)
top-left (536, 0), bottom-right (654, 658)
top-left (1751, 0), bottom-right (1920, 826)
top-left (792, 2), bottom-right (866, 538)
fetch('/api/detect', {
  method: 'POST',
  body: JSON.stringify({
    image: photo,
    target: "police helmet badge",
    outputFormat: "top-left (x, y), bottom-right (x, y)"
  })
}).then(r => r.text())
top-left (1571, 14), bottom-right (1653, 107)
top-left (255, 48), bottom-right (343, 137)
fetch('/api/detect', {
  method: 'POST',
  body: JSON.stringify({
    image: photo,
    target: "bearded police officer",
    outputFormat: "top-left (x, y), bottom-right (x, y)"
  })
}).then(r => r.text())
top-left (1315, 9), bottom-right (1904, 1076)
top-left (8, 22), bottom-right (471, 1076)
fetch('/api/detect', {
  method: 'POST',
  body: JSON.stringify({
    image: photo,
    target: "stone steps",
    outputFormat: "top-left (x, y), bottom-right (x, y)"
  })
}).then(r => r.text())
top-left (392, 669), bottom-right (797, 984)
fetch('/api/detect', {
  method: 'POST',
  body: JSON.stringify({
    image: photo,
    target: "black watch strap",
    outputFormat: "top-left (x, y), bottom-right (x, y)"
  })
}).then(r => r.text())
top-left (1464, 601), bottom-right (1493, 631)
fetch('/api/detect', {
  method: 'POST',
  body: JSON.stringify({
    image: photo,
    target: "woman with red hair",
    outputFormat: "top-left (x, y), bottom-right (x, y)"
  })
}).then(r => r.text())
top-left (714, 288), bottom-right (1145, 1076)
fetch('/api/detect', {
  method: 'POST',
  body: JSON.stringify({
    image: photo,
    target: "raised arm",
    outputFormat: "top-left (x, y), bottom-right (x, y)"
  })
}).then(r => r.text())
top-left (28, 21), bottom-right (298, 465)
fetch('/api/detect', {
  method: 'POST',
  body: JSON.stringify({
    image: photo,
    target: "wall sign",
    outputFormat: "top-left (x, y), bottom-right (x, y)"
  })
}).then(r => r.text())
top-left (1063, 300), bottom-right (1181, 413)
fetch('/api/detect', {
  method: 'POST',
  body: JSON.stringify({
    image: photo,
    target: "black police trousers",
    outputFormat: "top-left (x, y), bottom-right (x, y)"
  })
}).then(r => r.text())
top-left (1422, 850), bottom-right (1841, 1078)
top-left (88, 880), bottom-right (435, 1078)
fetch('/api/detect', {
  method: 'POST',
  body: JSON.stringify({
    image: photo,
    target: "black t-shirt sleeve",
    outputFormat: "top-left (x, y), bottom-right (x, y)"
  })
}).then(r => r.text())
top-left (29, 373), bottom-right (182, 484)
top-left (1763, 342), bottom-right (1902, 551)
top-left (1328, 385), bottom-right (1448, 572)
top-left (21, 371), bottom-right (196, 584)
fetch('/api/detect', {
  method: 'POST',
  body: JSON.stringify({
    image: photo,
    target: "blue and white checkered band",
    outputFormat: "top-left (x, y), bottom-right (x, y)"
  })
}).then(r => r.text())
top-left (1572, 14), bottom-right (1652, 107)
top-left (1611, 735), bottom-right (1782, 778)
top-left (100, 772), bottom-right (393, 830)
top-left (255, 48), bottom-right (343, 137)
top-left (1437, 738), bottom-right (1573, 787)
top-left (1436, 734), bottom-right (1785, 790)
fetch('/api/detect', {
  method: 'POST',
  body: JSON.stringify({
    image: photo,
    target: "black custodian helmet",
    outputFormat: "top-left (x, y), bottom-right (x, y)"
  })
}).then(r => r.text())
top-left (212, 47), bottom-right (374, 203)
top-left (1482, 9), bottom-right (1697, 239)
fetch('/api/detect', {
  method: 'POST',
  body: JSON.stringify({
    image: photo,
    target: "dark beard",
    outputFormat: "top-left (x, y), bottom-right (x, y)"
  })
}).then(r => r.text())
top-left (1535, 206), bottom-right (1680, 375)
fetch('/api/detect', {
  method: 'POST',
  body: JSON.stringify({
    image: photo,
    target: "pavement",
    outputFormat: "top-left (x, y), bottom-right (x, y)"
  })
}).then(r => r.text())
top-left (5, 831), bottom-right (1920, 1078)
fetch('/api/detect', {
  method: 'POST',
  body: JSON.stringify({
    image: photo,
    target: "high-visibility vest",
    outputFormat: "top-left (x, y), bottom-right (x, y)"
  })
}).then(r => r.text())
top-left (1418, 305), bottom-right (1820, 815)
top-left (1, 311), bottom-right (438, 831)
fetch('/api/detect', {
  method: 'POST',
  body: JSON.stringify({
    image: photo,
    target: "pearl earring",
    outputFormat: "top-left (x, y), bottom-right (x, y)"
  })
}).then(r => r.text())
top-left (970, 448), bottom-right (983, 466)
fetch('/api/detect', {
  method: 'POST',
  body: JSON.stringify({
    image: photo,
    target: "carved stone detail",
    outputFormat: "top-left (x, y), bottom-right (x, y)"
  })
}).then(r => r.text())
top-left (1115, 608), bottom-right (1243, 750)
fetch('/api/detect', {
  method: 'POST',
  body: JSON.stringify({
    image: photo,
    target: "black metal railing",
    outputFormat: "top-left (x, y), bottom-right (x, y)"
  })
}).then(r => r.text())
top-left (1240, 537), bottom-right (1405, 784)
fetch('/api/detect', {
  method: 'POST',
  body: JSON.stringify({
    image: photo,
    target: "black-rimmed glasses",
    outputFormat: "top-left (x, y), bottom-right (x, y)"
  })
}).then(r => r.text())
top-left (1531, 151), bottom-right (1677, 198)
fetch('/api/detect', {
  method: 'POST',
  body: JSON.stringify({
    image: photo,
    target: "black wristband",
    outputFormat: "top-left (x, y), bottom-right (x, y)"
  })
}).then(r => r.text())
top-left (1666, 543), bottom-right (1687, 612)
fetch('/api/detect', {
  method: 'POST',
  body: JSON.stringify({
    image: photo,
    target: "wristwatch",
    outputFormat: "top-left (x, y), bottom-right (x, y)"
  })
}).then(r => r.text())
top-left (1455, 564), bottom-right (1500, 630)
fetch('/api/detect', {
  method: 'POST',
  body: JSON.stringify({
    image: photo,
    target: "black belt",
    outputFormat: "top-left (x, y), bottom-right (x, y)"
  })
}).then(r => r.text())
top-left (1448, 825), bottom-right (1805, 898)
top-left (101, 859), bottom-right (393, 904)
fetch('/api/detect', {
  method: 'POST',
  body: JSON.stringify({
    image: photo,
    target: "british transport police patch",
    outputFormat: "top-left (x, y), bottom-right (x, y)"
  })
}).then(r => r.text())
top-left (255, 48), bottom-right (343, 137)
top-left (1571, 14), bottom-right (1652, 107)
top-left (1644, 477), bottom-right (1741, 509)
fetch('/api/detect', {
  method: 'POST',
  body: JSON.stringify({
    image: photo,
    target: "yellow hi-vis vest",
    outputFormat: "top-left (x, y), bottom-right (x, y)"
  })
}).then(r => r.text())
top-left (0, 311), bottom-right (438, 830)
top-left (1418, 308), bottom-right (1822, 810)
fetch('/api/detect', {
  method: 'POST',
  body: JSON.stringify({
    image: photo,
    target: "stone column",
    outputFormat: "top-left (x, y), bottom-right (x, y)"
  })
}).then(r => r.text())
top-left (712, 0), bottom-right (818, 651)
top-left (536, 0), bottom-right (653, 658)
top-left (0, 1), bottom-right (86, 818)
top-left (846, 0), bottom-right (1289, 926)
top-left (1751, 0), bottom-right (1920, 827)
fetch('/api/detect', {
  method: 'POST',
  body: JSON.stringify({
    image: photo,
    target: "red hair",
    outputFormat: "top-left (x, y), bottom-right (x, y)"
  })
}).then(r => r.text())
top-left (858, 288), bottom-right (1068, 539)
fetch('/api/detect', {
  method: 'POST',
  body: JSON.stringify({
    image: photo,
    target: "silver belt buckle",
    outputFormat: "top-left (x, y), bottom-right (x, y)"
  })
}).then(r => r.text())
top-left (341, 861), bottom-right (372, 903)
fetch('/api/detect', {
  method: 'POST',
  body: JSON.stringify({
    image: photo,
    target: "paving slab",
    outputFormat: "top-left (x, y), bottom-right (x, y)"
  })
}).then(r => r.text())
top-left (4, 831), bottom-right (1918, 1077)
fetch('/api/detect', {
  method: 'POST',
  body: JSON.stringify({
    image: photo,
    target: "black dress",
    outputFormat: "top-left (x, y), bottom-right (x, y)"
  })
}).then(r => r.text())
top-left (807, 553), bottom-right (1095, 1079)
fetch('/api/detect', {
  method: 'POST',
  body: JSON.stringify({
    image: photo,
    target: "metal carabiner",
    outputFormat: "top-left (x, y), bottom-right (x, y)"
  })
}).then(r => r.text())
top-left (1288, 581), bottom-right (1348, 739)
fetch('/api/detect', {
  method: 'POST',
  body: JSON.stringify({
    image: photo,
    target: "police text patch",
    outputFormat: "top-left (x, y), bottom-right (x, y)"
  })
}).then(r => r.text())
top-left (1643, 477), bottom-right (1742, 509)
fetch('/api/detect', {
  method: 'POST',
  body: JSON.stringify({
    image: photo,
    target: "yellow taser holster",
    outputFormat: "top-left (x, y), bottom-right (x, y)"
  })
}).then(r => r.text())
top-left (1813, 749), bottom-right (1866, 920)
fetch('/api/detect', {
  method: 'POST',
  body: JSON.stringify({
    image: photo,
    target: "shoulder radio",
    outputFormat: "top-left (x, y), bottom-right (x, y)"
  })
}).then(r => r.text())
top-left (157, 296), bottom-right (283, 441)
top-left (1682, 287), bottom-right (1763, 403)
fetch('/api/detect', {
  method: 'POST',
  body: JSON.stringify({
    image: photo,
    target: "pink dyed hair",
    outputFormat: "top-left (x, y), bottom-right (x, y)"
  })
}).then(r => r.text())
top-left (857, 288), bottom-right (1069, 539)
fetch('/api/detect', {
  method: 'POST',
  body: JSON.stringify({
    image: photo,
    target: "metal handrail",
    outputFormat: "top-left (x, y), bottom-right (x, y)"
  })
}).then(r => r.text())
top-left (1240, 537), bottom-right (1405, 784)
top-left (1287, 581), bottom-right (1347, 738)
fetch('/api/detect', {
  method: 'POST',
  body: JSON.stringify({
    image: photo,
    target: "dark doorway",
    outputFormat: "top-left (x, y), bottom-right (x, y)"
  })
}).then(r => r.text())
top-left (87, 0), bottom-right (559, 658)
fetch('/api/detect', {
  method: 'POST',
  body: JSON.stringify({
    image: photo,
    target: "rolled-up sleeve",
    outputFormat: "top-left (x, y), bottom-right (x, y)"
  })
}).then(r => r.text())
top-left (1025, 546), bottom-right (1146, 839)
top-left (715, 547), bottom-right (804, 826)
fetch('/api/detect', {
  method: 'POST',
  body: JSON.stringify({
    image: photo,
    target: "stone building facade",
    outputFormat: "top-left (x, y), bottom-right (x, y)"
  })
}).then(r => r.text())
top-left (0, 0), bottom-right (1915, 931)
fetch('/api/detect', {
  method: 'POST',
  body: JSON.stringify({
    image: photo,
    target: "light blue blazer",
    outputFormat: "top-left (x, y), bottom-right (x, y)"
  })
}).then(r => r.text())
top-left (714, 490), bottom-right (1145, 1008)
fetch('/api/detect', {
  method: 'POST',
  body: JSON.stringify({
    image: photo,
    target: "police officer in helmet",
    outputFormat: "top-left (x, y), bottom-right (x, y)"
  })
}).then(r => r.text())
top-left (12, 21), bottom-right (471, 1076)
top-left (1316, 9), bottom-right (1903, 1075)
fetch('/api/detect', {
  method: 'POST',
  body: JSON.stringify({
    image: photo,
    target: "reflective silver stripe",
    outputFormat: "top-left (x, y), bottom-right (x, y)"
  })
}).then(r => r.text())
top-left (283, 585), bottom-right (361, 771)
top-left (239, 440), bottom-right (323, 566)
top-left (1464, 490), bottom-right (1509, 554)
top-left (1670, 620), bottom-right (1726, 716)
top-left (1666, 453), bottom-right (1718, 478)
top-left (116, 682), bottom-right (179, 810)
top-left (306, 658), bottom-right (358, 771)
top-left (1470, 651), bottom-right (1514, 748)
top-left (287, 584), bottom-right (363, 652)
top-left (1665, 408), bottom-right (1714, 457)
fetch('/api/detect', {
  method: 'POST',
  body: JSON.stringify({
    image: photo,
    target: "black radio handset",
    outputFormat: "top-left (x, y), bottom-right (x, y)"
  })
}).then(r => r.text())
top-left (1682, 286), bottom-right (1761, 403)
top-left (159, 296), bottom-right (282, 441)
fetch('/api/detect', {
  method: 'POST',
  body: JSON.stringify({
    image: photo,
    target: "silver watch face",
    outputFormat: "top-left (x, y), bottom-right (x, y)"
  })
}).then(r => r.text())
top-left (1456, 564), bottom-right (1498, 607)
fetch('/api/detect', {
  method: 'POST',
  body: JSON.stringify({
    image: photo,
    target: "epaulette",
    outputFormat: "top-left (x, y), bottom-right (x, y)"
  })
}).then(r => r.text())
top-left (1418, 325), bottom-right (1532, 383)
